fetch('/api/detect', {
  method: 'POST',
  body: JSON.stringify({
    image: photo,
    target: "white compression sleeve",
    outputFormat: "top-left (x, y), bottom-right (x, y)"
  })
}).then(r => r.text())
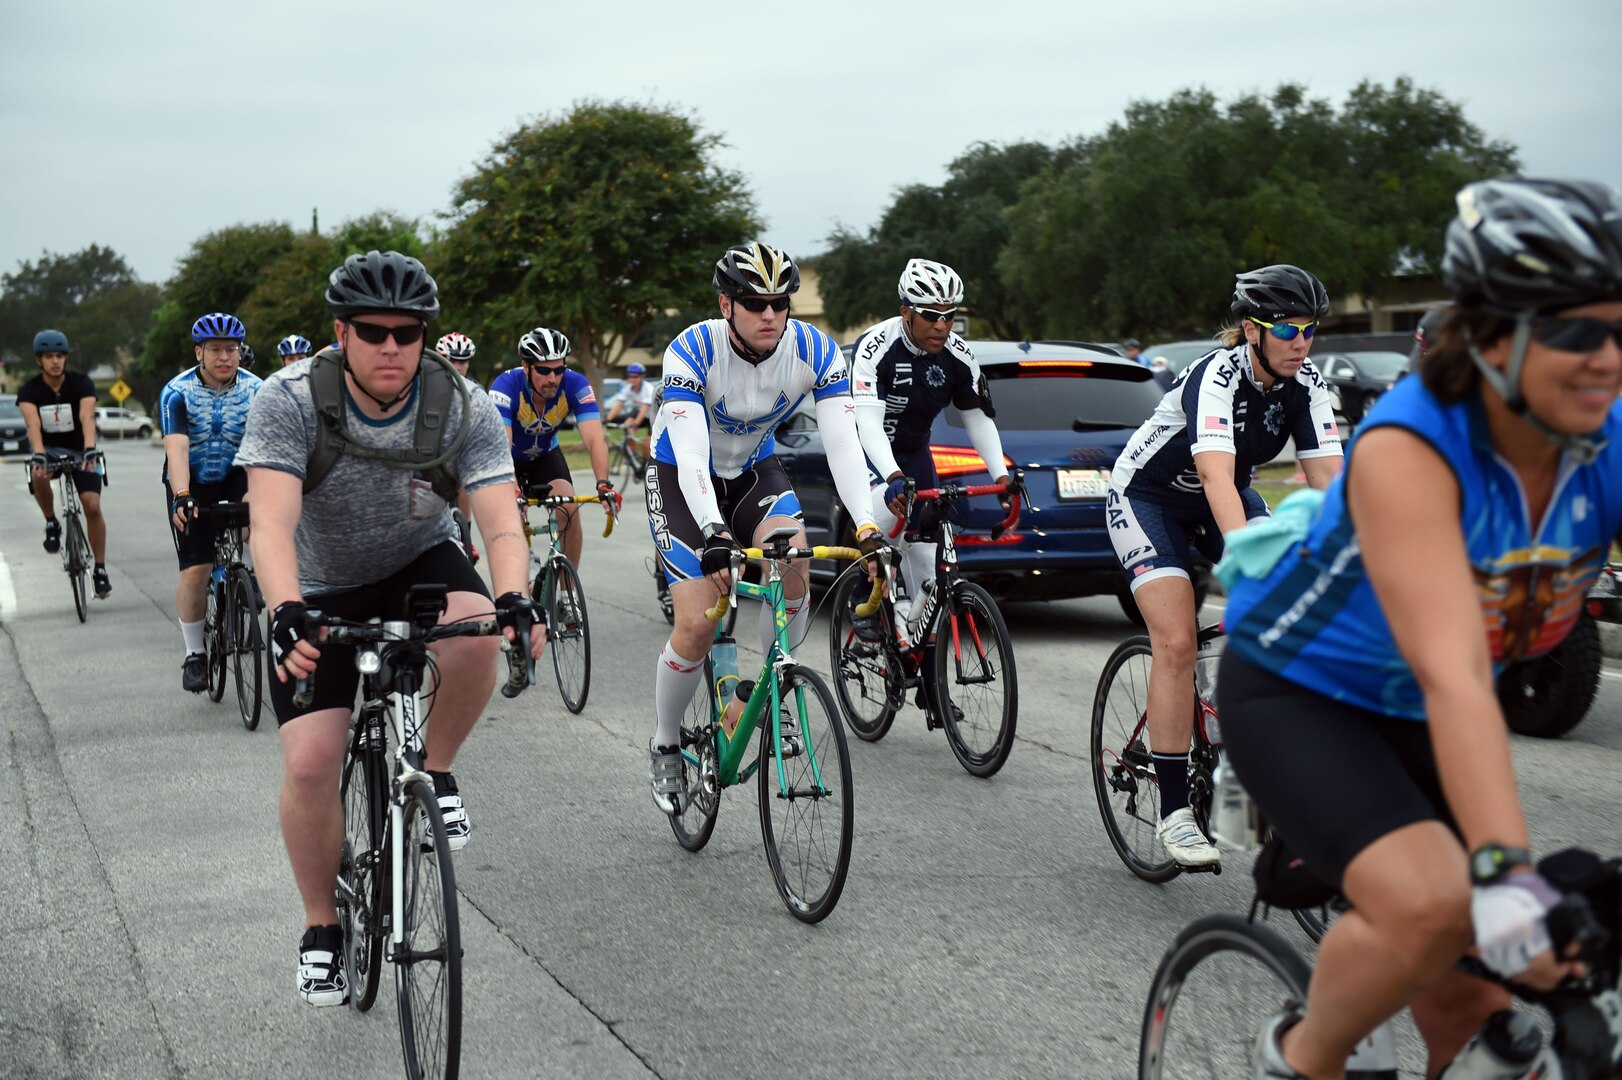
top-left (960, 408), bottom-right (1008, 481)
top-left (660, 399), bottom-right (725, 530)
top-left (815, 395), bottom-right (878, 534)
top-left (853, 402), bottom-right (901, 480)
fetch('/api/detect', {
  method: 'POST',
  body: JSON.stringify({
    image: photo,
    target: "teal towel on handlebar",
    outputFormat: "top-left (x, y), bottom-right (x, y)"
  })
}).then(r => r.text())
top-left (1214, 489), bottom-right (1325, 591)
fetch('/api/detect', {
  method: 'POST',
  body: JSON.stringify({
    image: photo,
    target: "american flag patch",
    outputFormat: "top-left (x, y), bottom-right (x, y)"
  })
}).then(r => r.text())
top-left (1322, 420), bottom-right (1340, 438)
top-left (854, 379), bottom-right (873, 393)
top-left (1203, 416), bottom-right (1229, 431)
top-left (1133, 563), bottom-right (1153, 577)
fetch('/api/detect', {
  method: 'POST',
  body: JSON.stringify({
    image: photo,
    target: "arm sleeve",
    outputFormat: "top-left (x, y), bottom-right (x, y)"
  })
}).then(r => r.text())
top-left (960, 408), bottom-right (1008, 482)
top-left (159, 382), bottom-right (188, 436)
top-left (1186, 357), bottom-right (1240, 457)
top-left (815, 393), bottom-right (877, 534)
top-left (849, 328), bottom-right (901, 478)
top-left (662, 397), bottom-right (723, 530)
top-left (1291, 362), bottom-right (1345, 460)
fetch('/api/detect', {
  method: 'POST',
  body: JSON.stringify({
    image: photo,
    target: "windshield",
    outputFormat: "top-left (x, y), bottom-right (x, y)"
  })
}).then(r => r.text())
top-left (947, 362), bottom-right (1162, 431)
top-left (0, 401), bottom-right (21, 419)
top-left (1344, 351), bottom-right (1410, 381)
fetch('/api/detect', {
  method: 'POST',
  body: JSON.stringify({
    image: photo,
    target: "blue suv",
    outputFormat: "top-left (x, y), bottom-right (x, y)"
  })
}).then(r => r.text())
top-left (774, 340), bottom-right (1163, 605)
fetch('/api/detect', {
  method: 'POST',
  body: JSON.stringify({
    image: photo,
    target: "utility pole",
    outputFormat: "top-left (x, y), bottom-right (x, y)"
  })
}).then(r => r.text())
top-left (311, 207), bottom-right (319, 235)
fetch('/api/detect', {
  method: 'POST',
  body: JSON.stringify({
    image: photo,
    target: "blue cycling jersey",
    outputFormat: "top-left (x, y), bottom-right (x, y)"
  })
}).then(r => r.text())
top-left (158, 367), bottom-right (264, 484)
top-left (488, 367), bottom-right (600, 459)
top-left (1224, 375), bottom-right (1622, 720)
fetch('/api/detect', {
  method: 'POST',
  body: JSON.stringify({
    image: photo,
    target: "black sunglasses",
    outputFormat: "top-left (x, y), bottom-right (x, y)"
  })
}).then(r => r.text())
top-left (735, 296), bottom-right (790, 314)
top-left (910, 307), bottom-right (958, 325)
top-left (1532, 315), bottom-right (1622, 353)
top-left (346, 319), bottom-right (427, 346)
top-left (528, 363), bottom-right (567, 377)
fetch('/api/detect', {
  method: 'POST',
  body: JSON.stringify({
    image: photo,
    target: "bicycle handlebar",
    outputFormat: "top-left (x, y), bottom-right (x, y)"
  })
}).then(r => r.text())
top-left (889, 472), bottom-right (1023, 541)
top-left (522, 491), bottom-right (616, 537)
top-left (703, 545), bottom-right (886, 622)
top-left (23, 448), bottom-right (108, 483)
top-left (291, 613), bottom-right (534, 708)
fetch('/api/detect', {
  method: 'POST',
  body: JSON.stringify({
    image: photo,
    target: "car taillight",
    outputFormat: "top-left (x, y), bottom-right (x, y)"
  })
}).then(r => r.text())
top-left (930, 446), bottom-right (1014, 478)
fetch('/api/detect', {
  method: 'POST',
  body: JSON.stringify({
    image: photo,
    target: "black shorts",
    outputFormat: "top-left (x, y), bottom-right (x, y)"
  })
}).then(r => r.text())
top-left (1215, 650), bottom-right (1458, 889)
top-left (514, 447), bottom-right (572, 495)
top-left (28, 465), bottom-right (102, 497)
top-left (268, 540), bottom-right (492, 727)
top-left (645, 456), bottom-right (802, 584)
top-left (165, 469), bottom-right (248, 570)
top-left (1108, 487), bottom-right (1269, 591)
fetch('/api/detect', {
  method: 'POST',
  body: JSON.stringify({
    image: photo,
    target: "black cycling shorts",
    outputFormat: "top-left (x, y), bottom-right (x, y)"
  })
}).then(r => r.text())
top-left (645, 456), bottom-right (802, 584)
top-left (1108, 488), bottom-right (1269, 592)
top-left (514, 446), bottom-right (572, 496)
top-left (269, 540), bottom-right (492, 727)
top-left (28, 465), bottom-right (102, 497)
top-left (165, 469), bottom-right (248, 570)
top-left (1215, 650), bottom-right (1458, 890)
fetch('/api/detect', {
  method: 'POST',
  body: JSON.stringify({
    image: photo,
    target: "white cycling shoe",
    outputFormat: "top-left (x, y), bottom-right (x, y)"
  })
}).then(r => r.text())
top-left (1156, 806), bottom-right (1221, 867)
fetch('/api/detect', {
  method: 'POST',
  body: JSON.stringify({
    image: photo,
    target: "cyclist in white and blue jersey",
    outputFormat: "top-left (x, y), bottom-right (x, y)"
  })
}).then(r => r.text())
top-left (1220, 180), bottom-right (1622, 1079)
top-left (645, 242), bottom-right (882, 815)
top-left (1108, 264), bottom-right (1343, 869)
top-left (161, 312), bottom-right (264, 692)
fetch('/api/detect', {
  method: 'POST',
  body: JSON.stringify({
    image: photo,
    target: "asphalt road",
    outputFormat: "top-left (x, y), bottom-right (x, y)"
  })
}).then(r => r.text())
top-left (3, 440), bottom-right (1619, 1079)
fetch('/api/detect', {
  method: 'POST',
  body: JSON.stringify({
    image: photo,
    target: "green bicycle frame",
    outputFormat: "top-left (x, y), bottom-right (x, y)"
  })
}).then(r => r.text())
top-left (706, 576), bottom-right (829, 799)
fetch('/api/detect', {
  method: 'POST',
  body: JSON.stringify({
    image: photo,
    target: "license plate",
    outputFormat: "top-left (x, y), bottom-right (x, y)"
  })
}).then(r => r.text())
top-left (1056, 468), bottom-right (1111, 500)
top-left (2, 440), bottom-right (18, 452)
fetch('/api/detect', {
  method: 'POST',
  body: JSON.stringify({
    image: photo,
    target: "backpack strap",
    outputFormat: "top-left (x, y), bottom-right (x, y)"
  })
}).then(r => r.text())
top-left (303, 349), bottom-right (349, 495)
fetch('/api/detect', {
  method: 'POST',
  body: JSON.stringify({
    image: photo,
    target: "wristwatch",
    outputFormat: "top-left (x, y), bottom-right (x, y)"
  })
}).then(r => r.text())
top-left (1469, 843), bottom-right (1532, 885)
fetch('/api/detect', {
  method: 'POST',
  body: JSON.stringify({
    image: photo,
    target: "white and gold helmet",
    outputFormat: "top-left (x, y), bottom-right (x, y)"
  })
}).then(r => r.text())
top-left (713, 242), bottom-right (800, 297)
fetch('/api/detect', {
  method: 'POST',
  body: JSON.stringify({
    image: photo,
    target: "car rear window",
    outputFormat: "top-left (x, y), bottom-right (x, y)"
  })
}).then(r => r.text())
top-left (945, 361), bottom-right (1162, 431)
top-left (0, 402), bottom-right (20, 419)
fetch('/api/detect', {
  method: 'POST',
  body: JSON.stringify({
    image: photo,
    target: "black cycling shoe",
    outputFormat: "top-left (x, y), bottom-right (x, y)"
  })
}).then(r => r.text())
top-left (182, 653), bottom-right (208, 693)
top-left (849, 607), bottom-right (884, 643)
top-left (43, 518), bottom-right (61, 554)
top-left (93, 565), bottom-right (111, 598)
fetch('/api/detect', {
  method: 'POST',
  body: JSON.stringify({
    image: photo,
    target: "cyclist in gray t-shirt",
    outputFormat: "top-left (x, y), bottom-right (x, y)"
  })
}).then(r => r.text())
top-left (236, 250), bottom-right (546, 1008)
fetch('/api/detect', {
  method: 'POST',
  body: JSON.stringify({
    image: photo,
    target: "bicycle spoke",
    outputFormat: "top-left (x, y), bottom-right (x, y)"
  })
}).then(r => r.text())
top-left (759, 669), bottom-right (852, 922)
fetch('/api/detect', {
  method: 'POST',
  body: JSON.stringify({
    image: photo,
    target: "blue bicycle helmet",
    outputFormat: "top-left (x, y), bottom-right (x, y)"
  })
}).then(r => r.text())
top-left (626, 362), bottom-right (646, 374)
top-left (191, 312), bottom-right (246, 343)
top-left (277, 334), bottom-right (313, 357)
top-left (33, 329), bottom-right (70, 354)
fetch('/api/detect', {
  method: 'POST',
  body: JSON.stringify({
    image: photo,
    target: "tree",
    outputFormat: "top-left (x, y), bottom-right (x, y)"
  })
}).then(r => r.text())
top-left (435, 100), bottom-right (760, 390)
top-left (1000, 81), bottom-right (1519, 341)
top-left (0, 245), bottom-right (156, 370)
top-left (818, 142), bottom-right (1062, 338)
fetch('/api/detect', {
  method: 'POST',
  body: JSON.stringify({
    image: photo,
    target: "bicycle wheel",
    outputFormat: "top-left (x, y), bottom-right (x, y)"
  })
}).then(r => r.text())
top-left (611, 445), bottom-right (635, 493)
top-left (933, 581), bottom-right (1018, 777)
top-left (206, 580), bottom-right (228, 703)
top-left (65, 512), bottom-right (90, 623)
top-left (339, 716), bottom-right (387, 1012)
top-left (1139, 913), bottom-right (1311, 1078)
top-left (670, 656), bottom-right (721, 851)
top-left (758, 666), bottom-right (853, 923)
top-left (396, 778), bottom-right (462, 1080)
top-left (827, 572), bottom-right (901, 742)
top-left (546, 557), bottom-right (591, 713)
top-left (1090, 636), bottom-right (1178, 882)
top-left (229, 566), bottom-right (263, 731)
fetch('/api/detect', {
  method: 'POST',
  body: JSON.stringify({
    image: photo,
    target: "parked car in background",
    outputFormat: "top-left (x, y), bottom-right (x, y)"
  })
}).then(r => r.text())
top-left (775, 341), bottom-right (1166, 614)
top-left (1312, 350), bottom-right (1409, 425)
top-left (95, 406), bottom-right (155, 439)
top-left (1142, 339), bottom-right (1221, 376)
top-left (0, 395), bottom-right (29, 454)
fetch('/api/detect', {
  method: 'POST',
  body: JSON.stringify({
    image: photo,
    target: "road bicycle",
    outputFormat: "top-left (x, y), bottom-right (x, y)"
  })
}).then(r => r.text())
top-left (520, 487), bottom-right (613, 714)
top-left (297, 584), bottom-right (536, 1080)
top-left (828, 476), bottom-right (1022, 777)
top-left (31, 448), bottom-right (102, 622)
top-left (194, 501), bottom-right (263, 730)
top-left (667, 525), bottom-right (871, 922)
top-left (1139, 837), bottom-right (1622, 1077)
top-left (605, 421), bottom-right (648, 493)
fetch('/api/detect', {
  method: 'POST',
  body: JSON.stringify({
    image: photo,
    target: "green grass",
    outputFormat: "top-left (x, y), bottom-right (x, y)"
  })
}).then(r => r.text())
top-left (1249, 463), bottom-right (1306, 511)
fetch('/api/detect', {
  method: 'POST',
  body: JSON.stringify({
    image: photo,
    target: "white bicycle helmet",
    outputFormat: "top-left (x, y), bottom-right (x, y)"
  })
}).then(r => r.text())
top-left (898, 258), bottom-right (965, 307)
top-left (518, 327), bottom-right (571, 363)
top-left (436, 332), bottom-right (476, 361)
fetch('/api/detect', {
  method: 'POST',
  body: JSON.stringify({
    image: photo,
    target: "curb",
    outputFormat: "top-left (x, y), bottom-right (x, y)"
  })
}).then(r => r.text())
top-left (1602, 622), bottom-right (1622, 661)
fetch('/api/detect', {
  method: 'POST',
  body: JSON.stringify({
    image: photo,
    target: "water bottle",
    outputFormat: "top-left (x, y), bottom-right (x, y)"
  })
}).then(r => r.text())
top-left (891, 582), bottom-right (913, 648)
top-left (711, 635), bottom-right (739, 732)
top-left (908, 579), bottom-right (937, 637)
top-left (1344, 1020), bottom-right (1398, 1079)
top-left (721, 679), bottom-right (754, 738)
top-left (1210, 756), bottom-right (1259, 850)
top-left (1439, 1010), bottom-right (1543, 1079)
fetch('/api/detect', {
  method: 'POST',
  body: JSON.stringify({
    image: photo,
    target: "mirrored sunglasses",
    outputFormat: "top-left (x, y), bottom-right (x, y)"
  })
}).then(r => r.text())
top-left (1250, 317), bottom-right (1318, 341)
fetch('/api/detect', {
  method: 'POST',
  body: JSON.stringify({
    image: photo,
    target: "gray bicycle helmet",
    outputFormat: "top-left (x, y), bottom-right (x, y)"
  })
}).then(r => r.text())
top-left (1231, 264), bottom-right (1331, 321)
top-left (326, 250), bottom-right (440, 321)
top-left (33, 329), bottom-right (70, 354)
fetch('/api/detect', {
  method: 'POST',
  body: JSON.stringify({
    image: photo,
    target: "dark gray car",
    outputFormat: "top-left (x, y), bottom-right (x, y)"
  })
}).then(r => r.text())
top-left (1313, 350), bottom-right (1410, 424)
top-left (0, 395), bottom-right (29, 454)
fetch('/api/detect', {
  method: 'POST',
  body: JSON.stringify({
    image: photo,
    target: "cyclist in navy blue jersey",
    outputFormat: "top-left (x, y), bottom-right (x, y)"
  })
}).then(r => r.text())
top-left (1108, 264), bottom-right (1343, 868)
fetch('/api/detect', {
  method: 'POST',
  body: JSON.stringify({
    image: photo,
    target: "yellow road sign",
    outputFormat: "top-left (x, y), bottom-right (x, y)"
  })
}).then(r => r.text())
top-left (109, 380), bottom-right (132, 403)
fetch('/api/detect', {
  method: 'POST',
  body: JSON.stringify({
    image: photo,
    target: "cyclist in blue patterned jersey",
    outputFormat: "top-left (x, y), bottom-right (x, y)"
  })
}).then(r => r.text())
top-left (1221, 181), bottom-right (1622, 1079)
top-left (488, 327), bottom-right (618, 570)
top-left (1108, 264), bottom-right (1343, 869)
top-left (161, 312), bottom-right (264, 692)
top-left (645, 242), bottom-right (884, 815)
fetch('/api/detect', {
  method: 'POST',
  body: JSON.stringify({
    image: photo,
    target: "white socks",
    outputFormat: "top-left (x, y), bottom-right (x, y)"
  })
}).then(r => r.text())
top-left (654, 642), bottom-right (705, 748)
top-left (180, 618), bottom-right (205, 656)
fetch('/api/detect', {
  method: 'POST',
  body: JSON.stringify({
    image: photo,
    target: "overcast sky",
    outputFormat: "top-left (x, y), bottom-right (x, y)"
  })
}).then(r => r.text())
top-left (3, 0), bottom-right (1618, 285)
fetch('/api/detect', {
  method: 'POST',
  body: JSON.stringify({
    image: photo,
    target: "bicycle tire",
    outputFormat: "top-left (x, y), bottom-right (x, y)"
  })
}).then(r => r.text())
top-left (339, 717), bottom-right (387, 1012)
top-left (230, 566), bottom-right (263, 731)
top-left (1498, 610), bottom-right (1602, 738)
top-left (611, 445), bottom-right (635, 493)
top-left (206, 578), bottom-right (228, 703)
top-left (546, 557), bottom-right (591, 713)
top-left (934, 581), bottom-right (1018, 777)
top-left (758, 666), bottom-right (853, 923)
top-left (1139, 913), bottom-right (1311, 1079)
top-left (66, 512), bottom-right (90, 623)
top-left (670, 656), bottom-right (721, 851)
top-left (827, 572), bottom-right (901, 742)
top-left (396, 778), bottom-right (462, 1080)
top-left (1090, 636), bottom-right (1178, 883)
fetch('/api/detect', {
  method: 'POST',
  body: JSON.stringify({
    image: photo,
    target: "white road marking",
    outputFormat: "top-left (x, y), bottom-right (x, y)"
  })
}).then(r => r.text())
top-left (0, 551), bottom-right (15, 620)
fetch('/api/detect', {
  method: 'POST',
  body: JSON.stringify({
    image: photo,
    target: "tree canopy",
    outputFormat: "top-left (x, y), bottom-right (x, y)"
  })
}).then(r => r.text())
top-left (434, 100), bottom-right (760, 388)
top-left (0, 246), bottom-right (159, 373)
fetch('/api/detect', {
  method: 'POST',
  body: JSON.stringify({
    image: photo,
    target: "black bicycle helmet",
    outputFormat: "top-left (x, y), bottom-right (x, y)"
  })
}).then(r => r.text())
top-left (1442, 178), bottom-right (1622, 316)
top-left (33, 329), bottom-right (69, 354)
top-left (325, 250), bottom-right (440, 321)
top-left (1231, 264), bottom-right (1330, 321)
top-left (713, 242), bottom-right (800, 297)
